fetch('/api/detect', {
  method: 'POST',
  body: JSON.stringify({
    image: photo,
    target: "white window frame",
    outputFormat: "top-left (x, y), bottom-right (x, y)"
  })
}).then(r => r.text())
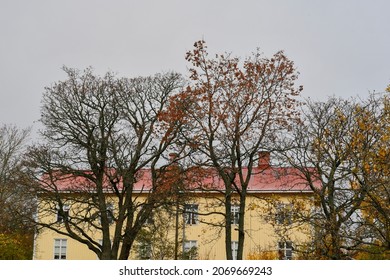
top-left (54, 239), bottom-right (67, 260)
top-left (278, 241), bottom-right (293, 260)
top-left (231, 205), bottom-right (240, 225)
top-left (275, 203), bottom-right (292, 225)
top-left (56, 205), bottom-right (70, 223)
top-left (231, 241), bottom-right (238, 260)
top-left (183, 240), bottom-right (197, 260)
top-left (184, 204), bottom-right (198, 225)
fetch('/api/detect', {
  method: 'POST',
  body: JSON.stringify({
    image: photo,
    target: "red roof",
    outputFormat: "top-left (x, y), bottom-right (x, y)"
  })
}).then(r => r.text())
top-left (186, 166), bottom-right (315, 193)
top-left (40, 165), bottom-right (315, 194)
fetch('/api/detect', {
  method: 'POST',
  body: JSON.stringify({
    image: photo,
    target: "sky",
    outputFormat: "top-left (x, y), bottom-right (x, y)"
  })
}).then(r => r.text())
top-left (1, 0), bottom-right (389, 134)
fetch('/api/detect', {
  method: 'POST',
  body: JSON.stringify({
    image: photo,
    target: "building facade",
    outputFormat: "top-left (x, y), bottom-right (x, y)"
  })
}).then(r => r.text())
top-left (33, 154), bottom-right (315, 260)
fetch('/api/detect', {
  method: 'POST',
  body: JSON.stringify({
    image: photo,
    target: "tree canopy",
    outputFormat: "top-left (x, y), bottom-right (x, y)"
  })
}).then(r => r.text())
top-left (2, 41), bottom-right (389, 260)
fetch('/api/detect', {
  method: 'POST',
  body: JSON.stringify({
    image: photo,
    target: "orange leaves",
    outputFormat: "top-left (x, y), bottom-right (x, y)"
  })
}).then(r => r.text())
top-left (155, 164), bottom-right (182, 195)
top-left (159, 91), bottom-right (193, 124)
top-left (189, 68), bottom-right (198, 80)
top-left (185, 40), bottom-right (208, 68)
top-left (183, 40), bottom-right (302, 133)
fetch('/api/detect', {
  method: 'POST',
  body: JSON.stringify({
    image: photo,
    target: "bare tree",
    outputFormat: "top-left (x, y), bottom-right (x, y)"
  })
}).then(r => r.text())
top-left (0, 124), bottom-right (33, 259)
top-left (0, 124), bottom-right (31, 232)
top-left (25, 67), bottom-right (184, 259)
top-left (276, 97), bottom-right (377, 259)
top-left (179, 41), bottom-right (302, 259)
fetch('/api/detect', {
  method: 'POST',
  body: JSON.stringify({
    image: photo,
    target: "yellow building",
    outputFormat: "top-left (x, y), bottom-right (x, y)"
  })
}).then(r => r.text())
top-left (33, 156), bottom-right (315, 260)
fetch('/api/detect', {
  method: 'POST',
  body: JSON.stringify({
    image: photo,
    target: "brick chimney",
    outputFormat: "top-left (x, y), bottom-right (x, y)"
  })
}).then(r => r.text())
top-left (258, 151), bottom-right (270, 168)
top-left (169, 152), bottom-right (178, 162)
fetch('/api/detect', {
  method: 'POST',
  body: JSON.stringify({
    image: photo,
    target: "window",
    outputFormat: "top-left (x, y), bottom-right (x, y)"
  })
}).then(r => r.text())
top-left (106, 203), bottom-right (114, 224)
top-left (144, 212), bottom-right (154, 225)
top-left (56, 205), bottom-right (70, 223)
top-left (137, 242), bottom-right (152, 260)
top-left (183, 240), bottom-right (197, 260)
top-left (184, 204), bottom-right (198, 225)
top-left (278, 241), bottom-right (293, 260)
top-left (98, 203), bottom-right (115, 224)
top-left (231, 241), bottom-right (238, 260)
top-left (231, 205), bottom-right (240, 225)
top-left (275, 203), bottom-right (292, 225)
top-left (54, 239), bottom-right (67, 259)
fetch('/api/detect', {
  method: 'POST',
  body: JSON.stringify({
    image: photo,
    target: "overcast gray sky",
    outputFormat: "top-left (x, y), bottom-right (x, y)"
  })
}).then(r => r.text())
top-left (1, 0), bottom-right (389, 133)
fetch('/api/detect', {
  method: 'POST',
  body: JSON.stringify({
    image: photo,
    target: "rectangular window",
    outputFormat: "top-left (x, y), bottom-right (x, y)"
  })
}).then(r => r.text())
top-left (231, 241), bottom-right (238, 260)
top-left (183, 240), bottom-right (197, 260)
top-left (231, 205), bottom-right (240, 225)
top-left (184, 204), bottom-right (198, 225)
top-left (56, 205), bottom-right (70, 223)
top-left (275, 203), bottom-right (292, 225)
top-left (54, 239), bottom-right (67, 260)
top-left (138, 242), bottom-right (152, 260)
top-left (98, 203), bottom-right (115, 225)
top-left (278, 241), bottom-right (293, 260)
top-left (106, 203), bottom-right (114, 224)
top-left (144, 212), bottom-right (154, 225)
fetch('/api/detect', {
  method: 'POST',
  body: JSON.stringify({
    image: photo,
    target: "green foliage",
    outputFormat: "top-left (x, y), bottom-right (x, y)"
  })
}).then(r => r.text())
top-left (182, 245), bottom-right (198, 260)
top-left (0, 232), bottom-right (33, 260)
top-left (133, 208), bottom-right (178, 260)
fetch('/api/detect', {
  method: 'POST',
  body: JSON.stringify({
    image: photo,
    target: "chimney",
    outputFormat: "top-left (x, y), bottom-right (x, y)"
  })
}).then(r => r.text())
top-left (258, 151), bottom-right (270, 168)
top-left (169, 153), bottom-right (178, 163)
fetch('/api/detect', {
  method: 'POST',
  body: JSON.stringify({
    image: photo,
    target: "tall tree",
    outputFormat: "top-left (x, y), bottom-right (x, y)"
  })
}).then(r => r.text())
top-left (0, 124), bottom-right (33, 259)
top-left (180, 41), bottom-right (302, 259)
top-left (25, 67), bottom-right (184, 259)
top-left (277, 97), bottom-right (383, 259)
top-left (351, 93), bottom-right (390, 258)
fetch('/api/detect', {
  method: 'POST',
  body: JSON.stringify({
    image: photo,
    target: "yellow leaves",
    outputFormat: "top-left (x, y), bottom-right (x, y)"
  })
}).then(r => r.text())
top-left (380, 134), bottom-right (390, 142)
top-left (357, 118), bottom-right (368, 131)
top-left (335, 109), bottom-right (347, 123)
top-left (247, 250), bottom-right (278, 260)
top-left (363, 162), bottom-right (377, 173)
top-left (378, 147), bottom-right (388, 159)
top-left (247, 202), bottom-right (259, 211)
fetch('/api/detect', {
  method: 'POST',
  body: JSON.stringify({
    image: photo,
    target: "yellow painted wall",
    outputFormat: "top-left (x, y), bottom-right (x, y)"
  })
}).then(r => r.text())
top-left (34, 192), bottom-right (313, 260)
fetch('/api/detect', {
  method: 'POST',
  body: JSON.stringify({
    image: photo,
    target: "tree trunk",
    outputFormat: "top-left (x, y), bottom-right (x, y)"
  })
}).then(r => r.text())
top-left (225, 190), bottom-right (233, 260)
top-left (237, 194), bottom-right (246, 260)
